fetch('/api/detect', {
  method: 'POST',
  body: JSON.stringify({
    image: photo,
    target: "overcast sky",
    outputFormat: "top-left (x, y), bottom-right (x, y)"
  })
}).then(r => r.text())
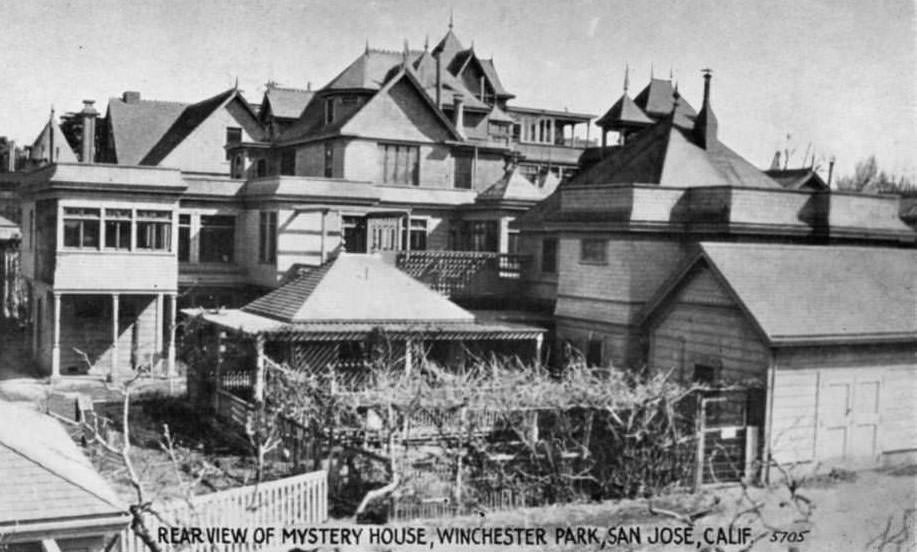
top-left (1, 0), bottom-right (914, 178)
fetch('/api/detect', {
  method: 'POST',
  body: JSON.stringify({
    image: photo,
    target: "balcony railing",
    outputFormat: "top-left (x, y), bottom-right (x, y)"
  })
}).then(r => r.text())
top-left (396, 250), bottom-right (530, 297)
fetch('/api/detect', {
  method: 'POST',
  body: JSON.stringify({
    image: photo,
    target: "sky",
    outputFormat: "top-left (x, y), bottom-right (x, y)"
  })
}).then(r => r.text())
top-left (0, 0), bottom-right (914, 178)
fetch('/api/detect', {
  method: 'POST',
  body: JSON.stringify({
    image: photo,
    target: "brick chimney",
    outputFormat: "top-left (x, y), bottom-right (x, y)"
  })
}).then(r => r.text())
top-left (693, 69), bottom-right (717, 150)
top-left (122, 91), bottom-right (141, 104)
top-left (452, 93), bottom-right (465, 136)
top-left (80, 100), bottom-right (98, 163)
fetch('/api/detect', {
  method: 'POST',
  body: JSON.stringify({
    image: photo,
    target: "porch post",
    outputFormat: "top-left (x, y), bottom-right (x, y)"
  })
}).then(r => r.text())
top-left (51, 292), bottom-right (61, 380)
top-left (167, 293), bottom-right (177, 377)
top-left (155, 293), bottom-right (164, 362)
top-left (110, 294), bottom-right (119, 381)
top-left (254, 334), bottom-right (266, 404)
top-left (403, 338), bottom-right (413, 375)
top-left (320, 208), bottom-right (328, 264)
top-left (534, 333), bottom-right (544, 365)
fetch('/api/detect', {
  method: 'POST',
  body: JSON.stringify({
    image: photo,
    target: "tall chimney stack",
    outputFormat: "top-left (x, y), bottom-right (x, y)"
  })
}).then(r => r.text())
top-left (80, 100), bottom-right (98, 163)
top-left (693, 69), bottom-right (717, 150)
top-left (452, 93), bottom-right (465, 136)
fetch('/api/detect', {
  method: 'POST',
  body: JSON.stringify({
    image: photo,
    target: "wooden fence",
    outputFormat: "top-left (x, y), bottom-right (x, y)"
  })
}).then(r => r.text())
top-left (118, 469), bottom-right (327, 552)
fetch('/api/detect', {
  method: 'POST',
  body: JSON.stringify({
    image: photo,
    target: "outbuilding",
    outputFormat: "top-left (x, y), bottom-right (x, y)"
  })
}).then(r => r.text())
top-left (642, 242), bottom-right (917, 477)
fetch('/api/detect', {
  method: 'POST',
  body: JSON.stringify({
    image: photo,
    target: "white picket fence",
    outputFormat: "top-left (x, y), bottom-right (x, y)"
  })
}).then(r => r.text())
top-left (119, 469), bottom-right (327, 552)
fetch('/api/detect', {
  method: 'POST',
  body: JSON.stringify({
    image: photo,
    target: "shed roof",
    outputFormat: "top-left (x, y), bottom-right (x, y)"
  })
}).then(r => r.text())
top-left (243, 253), bottom-right (475, 323)
top-left (646, 243), bottom-right (917, 346)
top-left (0, 401), bottom-right (125, 528)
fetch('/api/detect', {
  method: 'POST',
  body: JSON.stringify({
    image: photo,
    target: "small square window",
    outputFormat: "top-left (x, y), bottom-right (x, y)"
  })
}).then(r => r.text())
top-left (580, 239), bottom-right (607, 264)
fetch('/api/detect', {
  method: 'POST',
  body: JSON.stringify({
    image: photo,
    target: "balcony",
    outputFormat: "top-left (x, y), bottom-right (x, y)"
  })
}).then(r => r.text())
top-left (396, 250), bottom-right (529, 300)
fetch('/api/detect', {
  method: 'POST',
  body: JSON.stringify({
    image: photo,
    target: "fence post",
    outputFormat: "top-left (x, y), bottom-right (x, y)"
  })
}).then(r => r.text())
top-left (694, 394), bottom-right (705, 491)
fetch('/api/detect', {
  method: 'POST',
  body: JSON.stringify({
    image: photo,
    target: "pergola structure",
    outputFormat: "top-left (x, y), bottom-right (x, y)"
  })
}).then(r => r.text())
top-left (184, 253), bottom-right (545, 402)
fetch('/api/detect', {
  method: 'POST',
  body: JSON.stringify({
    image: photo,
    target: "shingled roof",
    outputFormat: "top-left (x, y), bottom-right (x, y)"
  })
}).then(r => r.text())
top-left (107, 96), bottom-right (187, 165)
top-left (243, 253), bottom-right (474, 324)
top-left (568, 114), bottom-right (781, 189)
top-left (262, 86), bottom-right (314, 120)
top-left (633, 79), bottom-right (697, 128)
top-left (0, 401), bottom-right (125, 529)
top-left (596, 93), bottom-right (653, 128)
top-left (477, 166), bottom-right (546, 203)
top-left (645, 243), bottom-right (917, 346)
top-left (140, 88), bottom-right (238, 165)
top-left (29, 118), bottom-right (78, 163)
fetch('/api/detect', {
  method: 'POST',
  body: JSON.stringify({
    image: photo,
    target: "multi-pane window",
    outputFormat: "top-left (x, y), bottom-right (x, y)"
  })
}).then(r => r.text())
top-left (178, 214), bottom-right (191, 262)
top-left (225, 127), bottom-right (242, 160)
top-left (402, 219), bottom-right (427, 251)
top-left (280, 149), bottom-right (296, 175)
top-left (104, 209), bottom-right (131, 250)
top-left (136, 210), bottom-right (172, 251)
top-left (63, 207), bottom-right (100, 249)
top-left (258, 211), bottom-right (277, 264)
top-left (541, 238), bottom-right (557, 273)
top-left (380, 144), bottom-right (419, 186)
top-left (580, 239), bottom-right (607, 264)
top-left (199, 215), bottom-right (234, 263)
top-left (469, 221), bottom-right (499, 252)
top-left (323, 143), bottom-right (334, 178)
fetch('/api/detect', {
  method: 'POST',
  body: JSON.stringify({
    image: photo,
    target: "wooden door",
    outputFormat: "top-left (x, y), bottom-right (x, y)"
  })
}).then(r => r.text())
top-left (817, 371), bottom-right (881, 466)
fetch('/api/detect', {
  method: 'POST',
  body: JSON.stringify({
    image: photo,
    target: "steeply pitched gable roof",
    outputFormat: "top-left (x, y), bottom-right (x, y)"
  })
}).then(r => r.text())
top-left (325, 49), bottom-right (426, 91)
top-left (140, 88), bottom-right (238, 165)
top-left (633, 79), bottom-right (697, 128)
top-left (242, 253), bottom-right (474, 323)
top-left (0, 401), bottom-right (125, 527)
top-left (432, 29), bottom-right (465, 67)
top-left (29, 118), bottom-right (78, 163)
top-left (479, 58), bottom-right (512, 98)
top-left (263, 86), bottom-right (314, 120)
top-left (647, 243), bottom-right (917, 345)
top-left (107, 97), bottom-right (188, 165)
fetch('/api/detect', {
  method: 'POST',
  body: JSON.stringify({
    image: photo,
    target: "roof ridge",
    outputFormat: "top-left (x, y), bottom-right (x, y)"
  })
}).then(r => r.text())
top-left (0, 432), bottom-right (123, 512)
top-left (108, 96), bottom-right (189, 106)
top-left (269, 86), bottom-right (314, 93)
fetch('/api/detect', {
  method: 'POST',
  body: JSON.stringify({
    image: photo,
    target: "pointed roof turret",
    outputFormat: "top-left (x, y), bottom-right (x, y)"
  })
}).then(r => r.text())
top-left (692, 68), bottom-right (718, 149)
top-left (596, 64), bottom-right (652, 130)
top-left (432, 25), bottom-right (465, 67)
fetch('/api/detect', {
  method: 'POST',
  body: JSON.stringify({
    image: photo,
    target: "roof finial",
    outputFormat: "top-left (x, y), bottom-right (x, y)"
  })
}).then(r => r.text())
top-left (623, 62), bottom-right (629, 93)
top-left (449, 8), bottom-right (454, 30)
top-left (233, 75), bottom-right (239, 90)
top-left (365, 39), bottom-right (370, 54)
top-left (424, 34), bottom-right (429, 51)
top-left (669, 66), bottom-right (674, 81)
top-left (650, 63), bottom-right (654, 80)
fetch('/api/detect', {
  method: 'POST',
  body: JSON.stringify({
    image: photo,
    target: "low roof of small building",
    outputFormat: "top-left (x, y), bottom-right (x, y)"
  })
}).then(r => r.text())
top-left (0, 214), bottom-right (19, 240)
top-left (244, 253), bottom-right (475, 323)
top-left (644, 242), bottom-right (917, 346)
top-left (764, 168), bottom-right (829, 191)
top-left (477, 166), bottom-right (546, 203)
top-left (0, 401), bottom-right (126, 530)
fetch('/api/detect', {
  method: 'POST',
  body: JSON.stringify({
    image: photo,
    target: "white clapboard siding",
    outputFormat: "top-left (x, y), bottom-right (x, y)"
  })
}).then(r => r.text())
top-left (769, 369), bottom-right (818, 464)
top-left (881, 365), bottom-right (917, 452)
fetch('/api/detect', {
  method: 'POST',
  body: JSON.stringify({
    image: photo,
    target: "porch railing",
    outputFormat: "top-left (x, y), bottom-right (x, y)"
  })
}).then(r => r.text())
top-left (396, 250), bottom-right (530, 297)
